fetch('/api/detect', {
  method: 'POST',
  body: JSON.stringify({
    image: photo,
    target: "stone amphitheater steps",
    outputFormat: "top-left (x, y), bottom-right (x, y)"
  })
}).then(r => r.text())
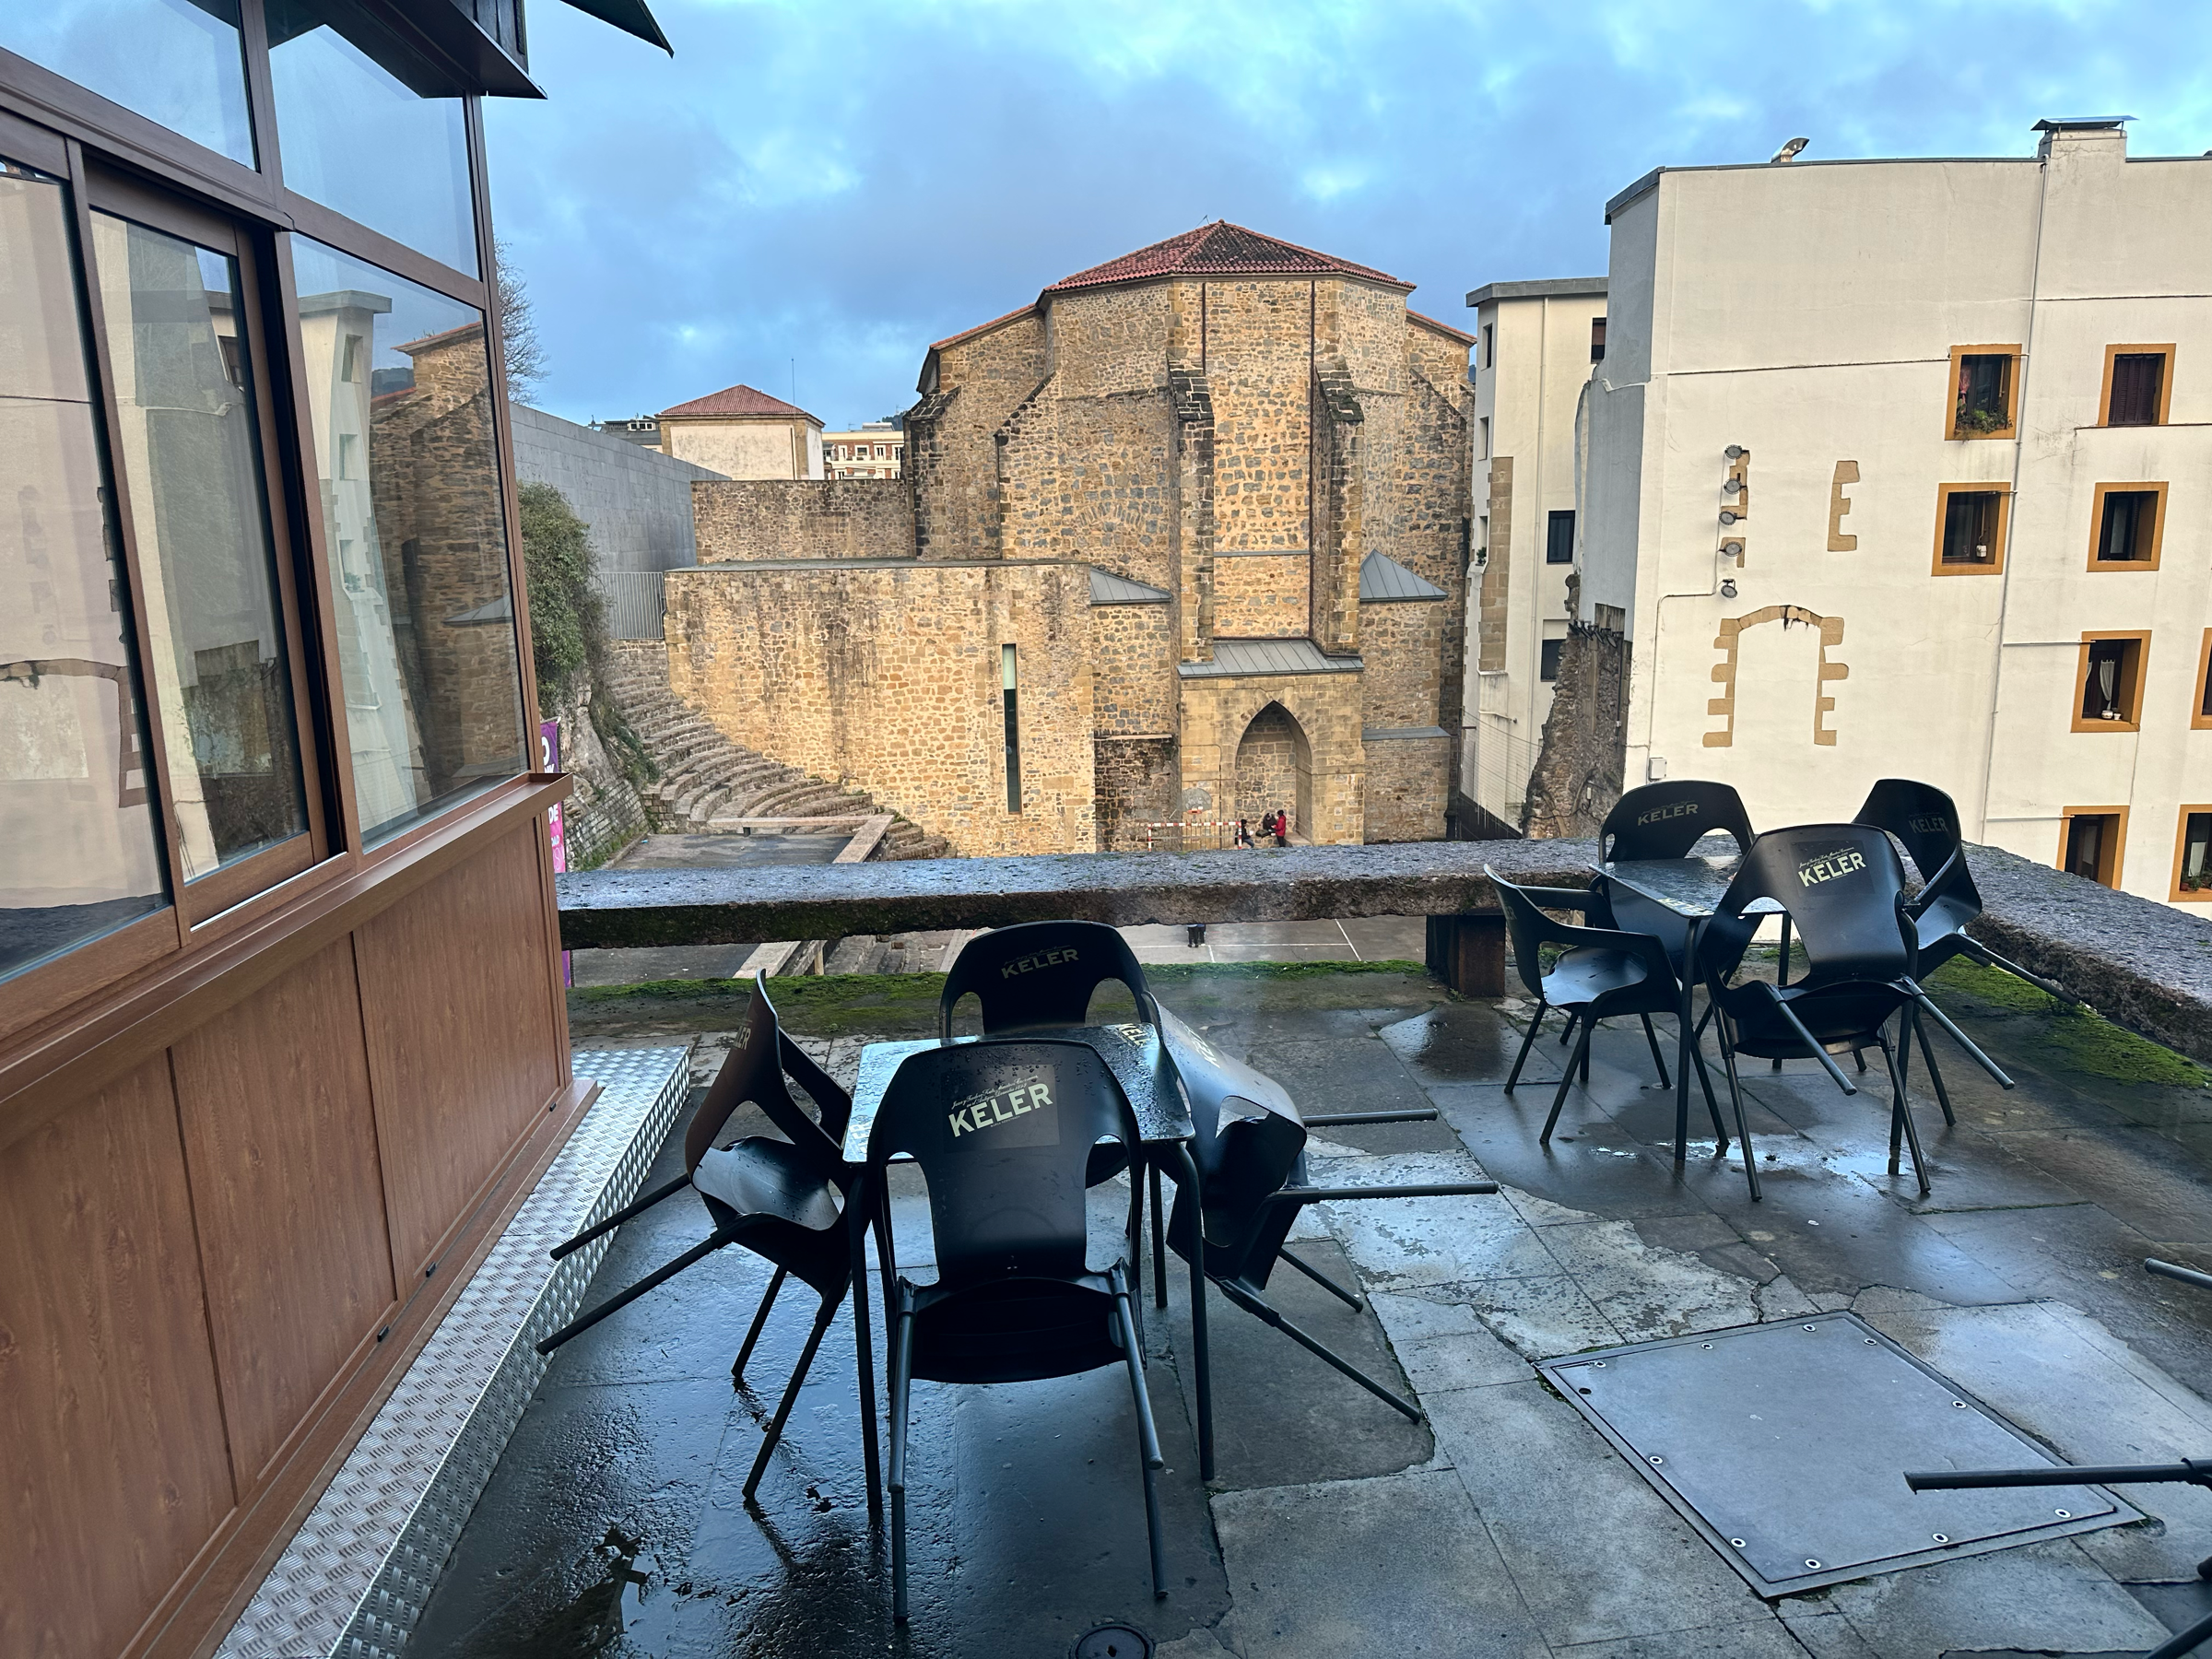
top-left (599, 645), bottom-right (952, 859)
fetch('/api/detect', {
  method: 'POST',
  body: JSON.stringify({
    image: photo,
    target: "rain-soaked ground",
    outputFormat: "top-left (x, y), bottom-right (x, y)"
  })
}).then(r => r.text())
top-left (418, 956), bottom-right (2212, 1658)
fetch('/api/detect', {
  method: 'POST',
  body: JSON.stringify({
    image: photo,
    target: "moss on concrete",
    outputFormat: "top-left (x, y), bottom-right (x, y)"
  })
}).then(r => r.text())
top-left (1927, 958), bottom-right (2210, 1088)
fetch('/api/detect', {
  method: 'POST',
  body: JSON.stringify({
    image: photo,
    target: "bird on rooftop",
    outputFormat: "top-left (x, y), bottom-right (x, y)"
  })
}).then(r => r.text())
top-left (1771, 136), bottom-right (1810, 163)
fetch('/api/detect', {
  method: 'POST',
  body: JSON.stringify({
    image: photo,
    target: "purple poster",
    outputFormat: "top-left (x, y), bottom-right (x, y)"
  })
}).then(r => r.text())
top-left (540, 718), bottom-right (571, 986)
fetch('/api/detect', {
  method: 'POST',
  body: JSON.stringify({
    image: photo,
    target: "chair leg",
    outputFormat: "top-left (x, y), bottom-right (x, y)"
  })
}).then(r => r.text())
top-left (1112, 1269), bottom-right (1169, 1601)
top-left (549, 1174), bottom-right (692, 1260)
top-left (1715, 1027), bottom-right (1762, 1201)
top-left (888, 1296), bottom-right (915, 1623)
top-left (1638, 1013), bottom-right (1673, 1090)
top-left (1913, 1007), bottom-right (1957, 1126)
top-left (852, 1263), bottom-right (882, 1519)
top-left (1879, 1028), bottom-right (1932, 1196)
top-left (1688, 1038), bottom-right (1730, 1154)
top-left (1559, 1010), bottom-right (1577, 1046)
top-left (1218, 1278), bottom-right (1422, 1421)
top-left (535, 1236), bottom-right (724, 1355)
top-left (1854, 1048), bottom-right (1868, 1074)
top-left (743, 1293), bottom-right (838, 1500)
top-left (1275, 1243), bottom-right (1362, 1309)
top-left (731, 1265), bottom-right (788, 1386)
top-left (1541, 1017), bottom-right (1594, 1145)
top-left (1150, 1161), bottom-right (1168, 1310)
top-left (1506, 1002), bottom-right (1547, 1091)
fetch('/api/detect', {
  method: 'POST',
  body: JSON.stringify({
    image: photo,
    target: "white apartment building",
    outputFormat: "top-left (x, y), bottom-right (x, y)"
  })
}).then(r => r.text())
top-left (825, 419), bottom-right (903, 478)
top-left (1461, 277), bottom-right (1608, 831)
top-left (1580, 118), bottom-right (2212, 905)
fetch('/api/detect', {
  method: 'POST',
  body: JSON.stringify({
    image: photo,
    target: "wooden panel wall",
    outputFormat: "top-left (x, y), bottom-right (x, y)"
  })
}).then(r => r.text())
top-left (0, 819), bottom-right (566, 1659)
top-left (356, 820), bottom-right (561, 1279)
top-left (171, 939), bottom-right (395, 1487)
top-left (0, 1057), bottom-right (236, 1659)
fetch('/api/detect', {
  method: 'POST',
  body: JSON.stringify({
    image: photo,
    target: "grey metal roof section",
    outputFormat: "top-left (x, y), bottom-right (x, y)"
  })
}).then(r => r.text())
top-left (1363, 725), bottom-right (1448, 741)
top-left (1090, 567), bottom-right (1171, 605)
top-left (1465, 276), bottom-right (1608, 308)
top-left (1178, 638), bottom-right (1362, 678)
top-left (1359, 551), bottom-right (1447, 603)
top-left (2034, 115), bottom-right (2133, 130)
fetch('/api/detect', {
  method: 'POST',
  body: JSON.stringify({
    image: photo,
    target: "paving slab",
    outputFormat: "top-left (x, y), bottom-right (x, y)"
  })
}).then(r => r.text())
top-left (1550, 1618), bottom-right (1806, 1657)
top-left (1380, 1003), bottom-right (1551, 1087)
top-left (1427, 1379), bottom-right (1778, 1648)
top-left (1820, 1537), bottom-right (2169, 1655)
top-left (1210, 1469), bottom-right (1548, 1659)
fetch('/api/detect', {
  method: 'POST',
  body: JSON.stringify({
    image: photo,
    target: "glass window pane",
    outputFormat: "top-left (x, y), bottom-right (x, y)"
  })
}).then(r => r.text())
top-left (292, 237), bottom-right (524, 844)
top-left (1, 1), bottom-right (254, 168)
top-left (91, 212), bottom-right (309, 882)
top-left (0, 160), bottom-right (169, 982)
top-left (266, 0), bottom-right (478, 276)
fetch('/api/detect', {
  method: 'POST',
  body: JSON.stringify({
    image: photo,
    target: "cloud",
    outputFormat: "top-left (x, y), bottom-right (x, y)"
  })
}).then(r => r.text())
top-left (487, 0), bottom-right (2212, 428)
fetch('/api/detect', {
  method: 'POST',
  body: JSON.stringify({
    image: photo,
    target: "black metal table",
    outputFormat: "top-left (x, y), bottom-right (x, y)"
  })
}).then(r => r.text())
top-left (846, 1019), bottom-right (1217, 1477)
top-left (1592, 855), bottom-right (1773, 1166)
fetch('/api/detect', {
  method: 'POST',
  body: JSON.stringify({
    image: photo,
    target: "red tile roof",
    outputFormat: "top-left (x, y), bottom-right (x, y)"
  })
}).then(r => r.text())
top-left (1042, 221), bottom-right (1411, 295)
top-left (1407, 309), bottom-right (1476, 346)
top-left (657, 382), bottom-right (821, 423)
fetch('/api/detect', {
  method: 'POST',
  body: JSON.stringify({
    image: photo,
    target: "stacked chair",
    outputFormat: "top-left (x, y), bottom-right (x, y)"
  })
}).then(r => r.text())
top-left (537, 977), bottom-right (880, 1507)
top-left (860, 1039), bottom-right (1168, 1618)
top-left (1694, 823), bottom-right (2015, 1200)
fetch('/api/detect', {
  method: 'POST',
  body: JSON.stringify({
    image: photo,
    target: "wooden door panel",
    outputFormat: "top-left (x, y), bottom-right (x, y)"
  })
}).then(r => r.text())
top-left (0, 1057), bottom-right (235, 1659)
top-left (355, 822), bottom-right (559, 1279)
top-left (171, 938), bottom-right (395, 1487)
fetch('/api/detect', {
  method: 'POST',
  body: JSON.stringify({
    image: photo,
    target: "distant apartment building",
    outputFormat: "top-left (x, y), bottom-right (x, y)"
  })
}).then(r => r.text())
top-left (594, 414), bottom-right (665, 448)
top-left (826, 420), bottom-right (904, 477)
top-left (1461, 277), bottom-right (1608, 834)
top-left (1570, 117), bottom-right (2209, 904)
top-left (656, 382), bottom-right (825, 478)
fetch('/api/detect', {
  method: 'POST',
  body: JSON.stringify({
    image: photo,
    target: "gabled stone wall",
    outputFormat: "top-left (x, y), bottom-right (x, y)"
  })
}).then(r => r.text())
top-left (692, 478), bottom-right (913, 562)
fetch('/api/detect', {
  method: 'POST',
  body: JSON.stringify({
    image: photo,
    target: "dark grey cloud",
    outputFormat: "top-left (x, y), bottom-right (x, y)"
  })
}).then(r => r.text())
top-left (486, 0), bottom-right (2211, 429)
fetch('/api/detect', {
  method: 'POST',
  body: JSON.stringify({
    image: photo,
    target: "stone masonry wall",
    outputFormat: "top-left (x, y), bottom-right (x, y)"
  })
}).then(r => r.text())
top-left (1089, 601), bottom-right (1176, 734)
top-left (691, 478), bottom-right (913, 563)
top-left (1214, 553), bottom-right (1309, 637)
top-left (1358, 599), bottom-right (1446, 731)
top-left (995, 378), bottom-right (1177, 588)
top-left (1199, 278), bottom-right (1313, 552)
top-left (1524, 595), bottom-right (1630, 839)
top-left (665, 560), bottom-right (1096, 854)
top-left (1095, 735), bottom-right (1180, 851)
top-left (1179, 673), bottom-right (1365, 843)
top-left (909, 312), bottom-right (1047, 559)
top-left (1362, 735), bottom-right (1450, 843)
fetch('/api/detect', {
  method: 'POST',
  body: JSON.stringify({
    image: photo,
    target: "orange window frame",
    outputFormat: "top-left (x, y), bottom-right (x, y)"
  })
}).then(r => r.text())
top-left (2194, 629), bottom-right (2212, 731)
top-left (1929, 482), bottom-right (2012, 576)
top-left (2071, 630), bottom-right (2152, 733)
top-left (2057, 805), bottom-right (2129, 889)
top-left (1945, 344), bottom-right (2021, 441)
top-left (2086, 481), bottom-right (2169, 571)
top-left (2171, 806), bottom-right (2212, 902)
top-left (2100, 344), bottom-right (2176, 427)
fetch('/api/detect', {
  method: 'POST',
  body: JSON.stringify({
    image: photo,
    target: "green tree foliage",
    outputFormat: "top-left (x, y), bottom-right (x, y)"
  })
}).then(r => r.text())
top-left (519, 481), bottom-right (603, 707)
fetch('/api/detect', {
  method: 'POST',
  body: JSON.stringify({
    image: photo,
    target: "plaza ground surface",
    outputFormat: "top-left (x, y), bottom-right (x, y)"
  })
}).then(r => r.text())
top-left (421, 958), bottom-right (2212, 1657)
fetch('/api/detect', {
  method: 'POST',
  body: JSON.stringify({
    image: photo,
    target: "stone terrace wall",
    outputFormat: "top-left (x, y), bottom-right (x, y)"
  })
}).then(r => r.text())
top-left (664, 560), bottom-right (1096, 855)
top-left (691, 478), bottom-right (913, 563)
top-left (909, 311), bottom-right (1047, 559)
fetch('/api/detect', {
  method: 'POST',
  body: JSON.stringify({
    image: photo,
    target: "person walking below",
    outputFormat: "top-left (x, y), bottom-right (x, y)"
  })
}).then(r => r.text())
top-left (1271, 810), bottom-right (1289, 848)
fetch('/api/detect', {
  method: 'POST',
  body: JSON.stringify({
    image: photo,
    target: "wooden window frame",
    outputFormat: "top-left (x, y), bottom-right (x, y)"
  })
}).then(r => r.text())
top-left (2100, 344), bottom-right (2176, 428)
top-left (1929, 482), bottom-right (2012, 576)
top-left (2086, 481), bottom-right (2168, 571)
top-left (1945, 344), bottom-right (2021, 441)
top-left (2194, 629), bottom-right (2212, 730)
top-left (2171, 805), bottom-right (2212, 902)
top-left (2057, 805), bottom-right (2128, 889)
top-left (2071, 630), bottom-right (2152, 733)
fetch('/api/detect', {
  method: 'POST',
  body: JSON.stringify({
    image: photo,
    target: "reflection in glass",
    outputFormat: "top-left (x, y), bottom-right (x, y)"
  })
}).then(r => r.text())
top-left (92, 213), bottom-right (308, 882)
top-left (1, 1), bottom-right (255, 167)
top-left (0, 161), bottom-right (168, 982)
top-left (267, 0), bottom-right (478, 276)
top-left (293, 237), bottom-right (525, 843)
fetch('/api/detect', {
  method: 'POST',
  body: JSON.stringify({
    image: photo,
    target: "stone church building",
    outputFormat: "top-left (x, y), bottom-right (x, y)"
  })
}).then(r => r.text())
top-left (662, 222), bottom-right (1476, 854)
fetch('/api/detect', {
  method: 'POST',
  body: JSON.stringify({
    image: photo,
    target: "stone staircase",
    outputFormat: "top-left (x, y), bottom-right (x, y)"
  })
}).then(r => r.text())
top-left (601, 644), bottom-right (951, 859)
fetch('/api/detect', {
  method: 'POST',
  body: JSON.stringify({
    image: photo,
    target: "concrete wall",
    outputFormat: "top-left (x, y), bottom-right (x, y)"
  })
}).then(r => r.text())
top-left (692, 478), bottom-right (914, 563)
top-left (509, 404), bottom-right (724, 574)
top-left (664, 560), bottom-right (1096, 855)
top-left (1586, 127), bottom-right (2212, 904)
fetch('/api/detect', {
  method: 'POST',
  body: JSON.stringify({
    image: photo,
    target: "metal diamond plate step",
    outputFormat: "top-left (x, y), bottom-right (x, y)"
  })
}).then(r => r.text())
top-left (1538, 1314), bottom-right (2142, 1597)
top-left (216, 1047), bottom-right (690, 1659)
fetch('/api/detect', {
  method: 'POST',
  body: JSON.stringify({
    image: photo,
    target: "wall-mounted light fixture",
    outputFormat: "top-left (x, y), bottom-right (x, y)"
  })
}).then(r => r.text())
top-left (1720, 577), bottom-right (1738, 599)
top-left (1719, 510), bottom-right (1741, 525)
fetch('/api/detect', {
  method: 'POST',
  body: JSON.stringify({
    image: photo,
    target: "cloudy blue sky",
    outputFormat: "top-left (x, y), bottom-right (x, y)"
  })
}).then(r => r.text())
top-left (486, 0), bottom-right (2212, 429)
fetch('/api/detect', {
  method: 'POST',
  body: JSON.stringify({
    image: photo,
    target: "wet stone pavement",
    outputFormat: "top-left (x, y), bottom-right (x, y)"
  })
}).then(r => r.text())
top-left (418, 964), bottom-right (2212, 1657)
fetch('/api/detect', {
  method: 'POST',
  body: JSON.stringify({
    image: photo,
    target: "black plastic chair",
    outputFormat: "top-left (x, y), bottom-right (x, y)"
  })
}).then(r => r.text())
top-left (862, 1039), bottom-right (1168, 1619)
top-left (1163, 1015), bottom-right (1498, 1422)
top-left (1853, 778), bottom-right (2076, 1114)
top-left (1489, 865), bottom-right (1727, 1148)
top-left (1697, 824), bottom-right (2015, 1201)
top-left (939, 919), bottom-right (1162, 1036)
top-left (1594, 779), bottom-right (1758, 939)
top-left (537, 978), bottom-right (879, 1507)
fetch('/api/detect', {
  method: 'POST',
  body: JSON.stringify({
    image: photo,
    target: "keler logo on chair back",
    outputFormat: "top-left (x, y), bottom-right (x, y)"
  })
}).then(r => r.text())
top-left (1600, 780), bottom-right (1757, 863)
top-left (1712, 823), bottom-right (1913, 988)
top-left (870, 1040), bottom-right (1136, 1284)
top-left (1853, 778), bottom-right (1966, 889)
top-left (940, 920), bottom-right (1160, 1037)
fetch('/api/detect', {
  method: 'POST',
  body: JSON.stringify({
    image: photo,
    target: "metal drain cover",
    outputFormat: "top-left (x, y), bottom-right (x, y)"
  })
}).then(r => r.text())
top-left (1073, 1625), bottom-right (1152, 1659)
top-left (1537, 1314), bottom-right (2139, 1596)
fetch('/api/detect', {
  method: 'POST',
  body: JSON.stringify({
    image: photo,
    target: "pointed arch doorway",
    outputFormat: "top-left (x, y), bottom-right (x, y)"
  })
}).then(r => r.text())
top-left (1235, 701), bottom-right (1312, 837)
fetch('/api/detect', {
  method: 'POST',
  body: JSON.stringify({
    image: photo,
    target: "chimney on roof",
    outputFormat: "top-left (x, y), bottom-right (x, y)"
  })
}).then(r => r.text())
top-left (2035, 115), bottom-right (2130, 161)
